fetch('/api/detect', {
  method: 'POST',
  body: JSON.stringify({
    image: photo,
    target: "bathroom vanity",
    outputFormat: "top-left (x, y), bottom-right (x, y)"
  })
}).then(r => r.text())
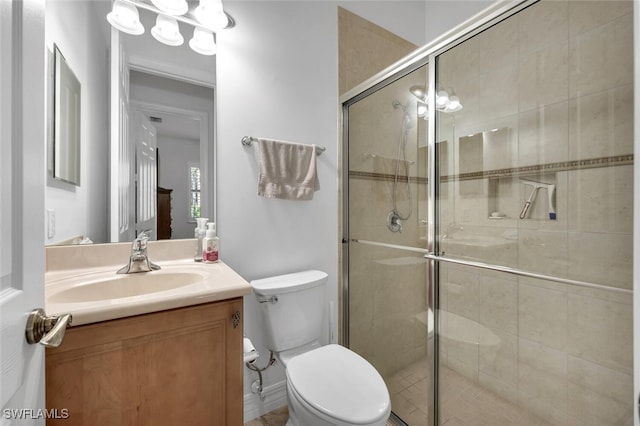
top-left (44, 240), bottom-right (251, 426)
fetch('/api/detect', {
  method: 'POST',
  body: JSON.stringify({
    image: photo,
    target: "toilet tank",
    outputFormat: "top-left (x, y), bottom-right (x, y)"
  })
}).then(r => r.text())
top-left (251, 270), bottom-right (328, 353)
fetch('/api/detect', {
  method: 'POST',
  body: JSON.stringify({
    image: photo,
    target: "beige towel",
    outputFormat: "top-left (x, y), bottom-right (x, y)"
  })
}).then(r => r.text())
top-left (257, 138), bottom-right (320, 201)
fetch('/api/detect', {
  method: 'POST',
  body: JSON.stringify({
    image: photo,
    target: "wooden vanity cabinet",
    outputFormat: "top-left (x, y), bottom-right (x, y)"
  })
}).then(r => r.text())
top-left (45, 299), bottom-right (243, 425)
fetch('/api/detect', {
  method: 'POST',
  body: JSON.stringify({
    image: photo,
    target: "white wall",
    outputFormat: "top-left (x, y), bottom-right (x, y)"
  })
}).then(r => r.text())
top-left (217, 1), bottom-right (339, 419)
top-left (217, 1), bottom-right (502, 420)
top-left (44, 0), bottom-right (110, 244)
top-left (156, 136), bottom-right (200, 239)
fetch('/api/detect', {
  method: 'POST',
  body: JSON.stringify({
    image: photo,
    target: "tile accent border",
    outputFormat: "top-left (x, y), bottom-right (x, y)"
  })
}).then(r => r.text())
top-left (348, 154), bottom-right (633, 183)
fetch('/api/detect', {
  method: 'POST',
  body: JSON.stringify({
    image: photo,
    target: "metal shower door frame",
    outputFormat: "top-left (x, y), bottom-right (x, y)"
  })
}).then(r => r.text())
top-left (340, 1), bottom-right (537, 424)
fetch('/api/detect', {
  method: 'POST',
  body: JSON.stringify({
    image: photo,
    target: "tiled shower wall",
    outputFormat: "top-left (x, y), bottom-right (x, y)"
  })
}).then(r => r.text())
top-left (348, 64), bottom-right (429, 377)
top-left (437, 1), bottom-right (634, 424)
top-left (340, 8), bottom-right (428, 379)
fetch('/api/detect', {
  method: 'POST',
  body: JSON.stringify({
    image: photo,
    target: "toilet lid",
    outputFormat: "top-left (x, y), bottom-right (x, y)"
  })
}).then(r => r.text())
top-left (286, 344), bottom-right (390, 424)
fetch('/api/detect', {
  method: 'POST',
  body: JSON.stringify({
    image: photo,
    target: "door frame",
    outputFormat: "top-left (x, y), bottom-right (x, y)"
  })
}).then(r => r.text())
top-left (0, 0), bottom-right (47, 417)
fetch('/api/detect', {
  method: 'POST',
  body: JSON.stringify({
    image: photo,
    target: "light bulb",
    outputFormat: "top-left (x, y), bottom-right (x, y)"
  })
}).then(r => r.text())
top-left (435, 90), bottom-right (450, 108)
top-left (189, 27), bottom-right (217, 56)
top-left (194, 0), bottom-right (229, 30)
top-left (106, 0), bottom-right (144, 35)
top-left (445, 95), bottom-right (462, 112)
top-left (151, 15), bottom-right (184, 46)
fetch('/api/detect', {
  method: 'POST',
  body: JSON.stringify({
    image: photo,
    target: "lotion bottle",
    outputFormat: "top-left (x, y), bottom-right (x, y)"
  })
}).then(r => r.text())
top-left (194, 217), bottom-right (208, 262)
top-left (203, 222), bottom-right (219, 263)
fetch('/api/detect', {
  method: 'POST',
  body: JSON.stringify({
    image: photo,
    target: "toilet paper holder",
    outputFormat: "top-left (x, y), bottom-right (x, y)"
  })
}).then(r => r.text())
top-left (244, 336), bottom-right (276, 401)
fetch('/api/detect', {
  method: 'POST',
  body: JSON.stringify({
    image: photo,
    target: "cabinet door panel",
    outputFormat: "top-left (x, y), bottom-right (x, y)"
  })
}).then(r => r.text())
top-left (46, 299), bottom-right (243, 425)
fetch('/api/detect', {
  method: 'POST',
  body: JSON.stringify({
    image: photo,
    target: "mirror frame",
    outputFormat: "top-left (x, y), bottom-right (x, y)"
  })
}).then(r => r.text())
top-left (53, 43), bottom-right (81, 186)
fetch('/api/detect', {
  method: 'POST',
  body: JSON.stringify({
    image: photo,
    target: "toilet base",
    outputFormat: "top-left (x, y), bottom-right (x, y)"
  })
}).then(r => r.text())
top-left (285, 380), bottom-right (389, 426)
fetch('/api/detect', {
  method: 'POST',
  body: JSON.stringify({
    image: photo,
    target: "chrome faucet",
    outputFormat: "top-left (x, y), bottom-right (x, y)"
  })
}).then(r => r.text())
top-left (117, 230), bottom-right (161, 274)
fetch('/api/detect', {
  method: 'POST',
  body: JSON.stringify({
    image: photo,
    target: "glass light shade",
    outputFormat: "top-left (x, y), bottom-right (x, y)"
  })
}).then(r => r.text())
top-left (409, 85), bottom-right (427, 102)
top-left (151, 15), bottom-right (184, 46)
top-left (194, 0), bottom-right (228, 30)
top-left (435, 90), bottom-right (450, 108)
top-left (444, 95), bottom-right (463, 112)
top-left (150, 0), bottom-right (188, 16)
top-left (106, 0), bottom-right (144, 35)
top-left (189, 27), bottom-right (217, 56)
top-left (417, 103), bottom-right (428, 118)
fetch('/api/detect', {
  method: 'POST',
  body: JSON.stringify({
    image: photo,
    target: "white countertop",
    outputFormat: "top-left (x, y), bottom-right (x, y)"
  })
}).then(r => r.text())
top-left (45, 240), bottom-right (252, 326)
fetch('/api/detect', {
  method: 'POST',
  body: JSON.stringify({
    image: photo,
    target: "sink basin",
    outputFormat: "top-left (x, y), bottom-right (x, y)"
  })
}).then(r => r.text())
top-left (48, 271), bottom-right (202, 303)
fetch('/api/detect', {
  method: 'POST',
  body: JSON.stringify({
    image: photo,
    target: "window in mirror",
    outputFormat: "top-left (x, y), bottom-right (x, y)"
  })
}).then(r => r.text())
top-left (189, 163), bottom-right (201, 221)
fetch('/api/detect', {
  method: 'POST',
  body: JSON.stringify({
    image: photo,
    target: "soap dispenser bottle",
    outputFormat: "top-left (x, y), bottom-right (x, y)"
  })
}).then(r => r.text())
top-left (202, 222), bottom-right (219, 263)
top-left (194, 217), bottom-right (208, 262)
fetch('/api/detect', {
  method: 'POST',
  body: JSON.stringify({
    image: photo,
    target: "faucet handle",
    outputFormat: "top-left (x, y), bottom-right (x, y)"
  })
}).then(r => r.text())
top-left (136, 229), bottom-right (153, 241)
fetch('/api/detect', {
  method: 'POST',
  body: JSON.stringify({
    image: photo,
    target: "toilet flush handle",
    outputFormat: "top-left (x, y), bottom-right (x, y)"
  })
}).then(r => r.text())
top-left (257, 296), bottom-right (278, 304)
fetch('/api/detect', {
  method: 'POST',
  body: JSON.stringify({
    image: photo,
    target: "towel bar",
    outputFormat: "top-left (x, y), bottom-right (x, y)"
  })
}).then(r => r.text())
top-left (241, 136), bottom-right (326, 156)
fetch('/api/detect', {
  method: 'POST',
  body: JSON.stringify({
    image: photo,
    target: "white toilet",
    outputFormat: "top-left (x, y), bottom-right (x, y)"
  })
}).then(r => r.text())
top-left (251, 270), bottom-right (391, 426)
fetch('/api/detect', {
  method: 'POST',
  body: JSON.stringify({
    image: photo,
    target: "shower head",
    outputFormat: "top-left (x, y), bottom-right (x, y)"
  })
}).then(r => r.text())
top-left (392, 100), bottom-right (417, 129)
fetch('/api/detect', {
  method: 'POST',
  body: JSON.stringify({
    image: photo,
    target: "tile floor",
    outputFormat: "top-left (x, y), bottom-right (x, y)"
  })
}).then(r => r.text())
top-left (244, 357), bottom-right (550, 426)
top-left (245, 406), bottom-right (399, 426)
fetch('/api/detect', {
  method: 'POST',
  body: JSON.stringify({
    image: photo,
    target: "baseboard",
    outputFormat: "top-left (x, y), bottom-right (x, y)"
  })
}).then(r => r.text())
top-left (243, 380), bottom-right (287, 423)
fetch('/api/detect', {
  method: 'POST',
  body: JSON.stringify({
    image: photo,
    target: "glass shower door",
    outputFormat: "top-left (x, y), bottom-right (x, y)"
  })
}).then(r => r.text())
top-left (345, 64), bottom-right (432, 425)
top-left (433, 0), bottom-right (634, 424)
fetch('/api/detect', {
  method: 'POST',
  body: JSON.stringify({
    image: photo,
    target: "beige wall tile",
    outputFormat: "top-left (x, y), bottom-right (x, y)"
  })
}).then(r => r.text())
top-left (518, 283), bottom-right (567, 350)
top-left (568, 0), bottom-right (633, 37)
top-left (338, 7), bottom-right (416, 95)
top-left (568, 13), bottom-right (633, 98)
top-left (479, 329), bottom-right (518, 387)
top-left (518, 0), bottom-right (568, 56)
top-left (517, 229), bottom-right (568, 277)
top-left (444, 265), bottom-right (478, 321)
top-left (567, 292), bottom-right (633, 374)
top-left (567, 232), bottom-right (632, 289)
top-left (518, 101), bottom-right (569, 166)
top-left (567, 165), bottom-right (633, 234)
top-left (568, 84), bottom-right (634, 160)
top-left (518, 41), bottom-right (569, 112)
top-left (567, 382), bottom-right (632, 426)
top-left (478, 272), bottom-right (517, 335)
top-left (567, 355), bottom-right (632, 404)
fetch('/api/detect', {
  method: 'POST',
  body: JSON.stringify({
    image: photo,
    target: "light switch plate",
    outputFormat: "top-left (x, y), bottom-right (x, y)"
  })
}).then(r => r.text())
top-left (47, 209), bottom-right (55, 239)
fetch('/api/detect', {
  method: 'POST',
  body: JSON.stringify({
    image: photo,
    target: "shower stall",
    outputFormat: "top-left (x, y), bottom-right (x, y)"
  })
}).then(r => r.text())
top-left (341, 1), bottom-right (635, 425)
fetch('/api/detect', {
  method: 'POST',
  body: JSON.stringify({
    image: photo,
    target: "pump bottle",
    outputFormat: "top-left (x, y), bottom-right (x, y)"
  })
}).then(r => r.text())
top-left (193, 218), bottom-right (208, 262)
top-left (202, 222), bottom-right (219, 263)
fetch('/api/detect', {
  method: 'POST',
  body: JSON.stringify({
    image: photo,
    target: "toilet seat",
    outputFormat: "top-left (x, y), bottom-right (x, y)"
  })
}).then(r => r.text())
top-left (286, 344), bottom-right (390, 425)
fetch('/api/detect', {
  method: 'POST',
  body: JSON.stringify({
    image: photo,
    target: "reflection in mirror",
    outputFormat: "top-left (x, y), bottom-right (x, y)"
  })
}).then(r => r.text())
top-left (44, 0), bottom-right (216, 246)
top-left (53, 44), bottom-right (81, 186)
top-left (129, 71), bottom-right (214, 241)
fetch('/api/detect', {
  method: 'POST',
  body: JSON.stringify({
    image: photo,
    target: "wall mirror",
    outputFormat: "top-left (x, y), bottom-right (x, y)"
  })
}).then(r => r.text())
top-left (44, 0), bottom-right (216, 246)
top-left (53, 44), bottom-right (81, 186)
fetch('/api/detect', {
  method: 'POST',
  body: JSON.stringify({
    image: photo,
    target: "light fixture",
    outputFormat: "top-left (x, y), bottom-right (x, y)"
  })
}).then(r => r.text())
top-left (189, 27), bottom-right (217, 56)
top-left (151, 14), bottom-right (184, 46)
top-left (107, 0), bottom-right (234, 56)
top-left (435, 89), bottom-right (450, 109)
top-left (444, 93), bottom-right (463, 112)
top-left (194, 0), bottom-right (229, 31)
top-left (409, 85), bottom-right (463, 114)
top-left (409, 85), bottom-right (427, 102)
top-left (150, 0), bottom-right (188, 16)
top-left (106, 0), bottom-right (144, 35)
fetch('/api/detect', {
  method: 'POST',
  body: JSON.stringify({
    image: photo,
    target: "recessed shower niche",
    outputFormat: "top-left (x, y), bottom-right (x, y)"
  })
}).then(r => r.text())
top-left (487, 172), bottom-right (558, 221)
